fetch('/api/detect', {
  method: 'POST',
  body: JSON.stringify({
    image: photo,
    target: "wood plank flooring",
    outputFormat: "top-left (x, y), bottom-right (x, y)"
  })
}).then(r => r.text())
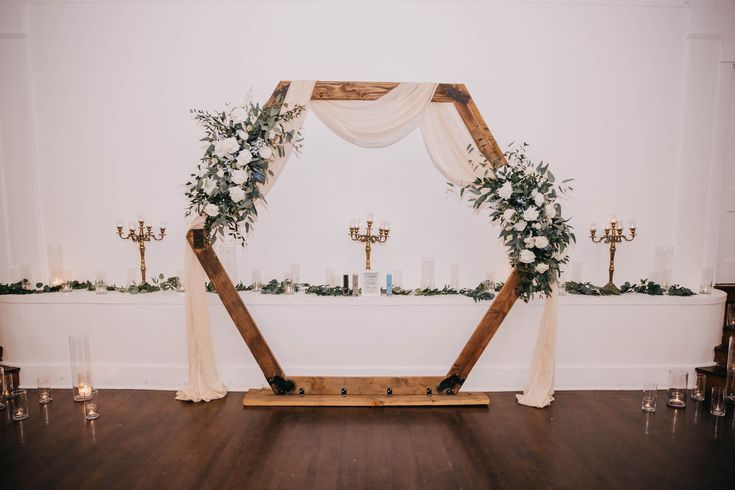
top-left (1, 389), bottom-right (733, 489)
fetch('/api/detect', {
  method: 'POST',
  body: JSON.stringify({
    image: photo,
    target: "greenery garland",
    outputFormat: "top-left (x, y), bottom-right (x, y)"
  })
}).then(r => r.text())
top-left (564, 279), bottom-right (695, 297)
top-left (456, 143), bottom-right (575, 302)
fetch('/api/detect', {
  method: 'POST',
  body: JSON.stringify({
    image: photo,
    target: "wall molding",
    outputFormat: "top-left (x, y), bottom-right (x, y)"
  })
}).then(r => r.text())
top-left (0, 33), bottom-right (28, 40)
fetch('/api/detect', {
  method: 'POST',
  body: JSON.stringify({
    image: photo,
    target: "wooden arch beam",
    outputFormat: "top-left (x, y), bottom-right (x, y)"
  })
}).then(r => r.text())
top-left (189, 80), bottom-right (519, 406)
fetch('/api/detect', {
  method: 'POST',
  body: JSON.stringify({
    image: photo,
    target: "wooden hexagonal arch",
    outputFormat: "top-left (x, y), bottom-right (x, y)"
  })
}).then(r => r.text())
top-left (187, 81), bottom-right (520, 406)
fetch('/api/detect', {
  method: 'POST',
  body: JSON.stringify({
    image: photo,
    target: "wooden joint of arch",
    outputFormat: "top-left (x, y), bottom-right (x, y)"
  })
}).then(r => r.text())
top-left (186, 81), bottom-right (520, 406)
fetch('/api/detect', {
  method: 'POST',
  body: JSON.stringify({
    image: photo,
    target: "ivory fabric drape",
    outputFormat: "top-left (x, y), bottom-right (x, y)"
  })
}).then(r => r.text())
top-left (176, 81), bottom-right (316, 402)
top-left (179, 80), bottom-right (558, 408)
top-left (516, 285), bottom-right (559, 408)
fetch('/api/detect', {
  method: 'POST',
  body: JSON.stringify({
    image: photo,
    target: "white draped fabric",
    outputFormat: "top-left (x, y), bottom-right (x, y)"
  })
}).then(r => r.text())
top-left (179, 80), bottom-right (557, 408)
top-left (176, 81), bottom-right (315, 402)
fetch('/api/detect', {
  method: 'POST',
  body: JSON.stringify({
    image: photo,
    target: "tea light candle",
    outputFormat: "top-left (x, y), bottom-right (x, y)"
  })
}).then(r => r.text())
top-left (78, 384), bottom-right (92, 399)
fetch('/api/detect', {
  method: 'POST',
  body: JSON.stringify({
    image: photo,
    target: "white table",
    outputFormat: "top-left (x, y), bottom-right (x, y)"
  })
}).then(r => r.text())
top-left (0, 290), bottom-right (725, 392)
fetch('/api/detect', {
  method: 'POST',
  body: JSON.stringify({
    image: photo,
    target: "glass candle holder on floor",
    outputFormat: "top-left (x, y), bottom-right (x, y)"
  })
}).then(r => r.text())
top-left (691, 373), bottom-right (706, 402)
top-left (84, 389), bottom-right (100, 420)
top-left (667, 370), bottom-right (688, 408)
top-left (710, 387), bottom-right (726, 417)
top-left (2, 371), bottom-right (14, 401)
top-left (11, 389), bottom-right (29, 421)
top-left (69, 333), bottom-right (94, 401)
top-left (37, 375), bottom-right (53, 404)
top-left (0, 367), bottom-right (6, 410)
top-left (726, 303), bottom-right (735, 328)
top-left (725, 335), bottom-right (735, 403)
top-left (641, 384), bottom-right (657, 412)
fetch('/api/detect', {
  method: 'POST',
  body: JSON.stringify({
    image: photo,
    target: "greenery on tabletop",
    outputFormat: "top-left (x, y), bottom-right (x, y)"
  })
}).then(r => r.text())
top-left (566, 279), bottom-right (695, 297)
top-left (454, 143), bottom-right (575, 302)
top-left (185, 95), bottom-right (306, 245)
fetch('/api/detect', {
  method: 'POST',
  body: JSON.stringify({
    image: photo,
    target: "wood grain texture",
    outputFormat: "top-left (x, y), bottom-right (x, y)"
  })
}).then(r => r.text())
top-left (444, 270), bottom-right (521, 393)
top-left (3, 389), bottom-right (734, 488)
top-left (291, 376), bottom-right (443, 395)
top-left (187, 230), bottom-right (288, 393)
top-left (242, 388), bottom-right (489, 407)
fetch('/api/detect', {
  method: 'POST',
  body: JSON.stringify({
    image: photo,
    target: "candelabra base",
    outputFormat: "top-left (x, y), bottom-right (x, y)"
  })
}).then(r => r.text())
top-left (601, 282), bottom-right (621, 295)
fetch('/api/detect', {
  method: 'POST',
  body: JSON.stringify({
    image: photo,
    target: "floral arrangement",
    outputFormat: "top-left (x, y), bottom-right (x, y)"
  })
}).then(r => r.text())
top-left (457, 143), bottom-right (575, 301)
top-left (185, 95), bottom-right (306, 244)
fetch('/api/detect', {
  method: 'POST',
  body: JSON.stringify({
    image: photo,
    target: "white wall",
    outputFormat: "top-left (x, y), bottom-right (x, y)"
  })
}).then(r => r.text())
top-left (0, 0), bottom-right (733, 289)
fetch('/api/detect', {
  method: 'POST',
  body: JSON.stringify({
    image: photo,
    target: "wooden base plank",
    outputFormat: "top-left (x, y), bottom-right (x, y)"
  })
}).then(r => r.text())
top-left (242, 389), bottom-right (489, 407)
top-left (290, 376), bottom-right (443, 396)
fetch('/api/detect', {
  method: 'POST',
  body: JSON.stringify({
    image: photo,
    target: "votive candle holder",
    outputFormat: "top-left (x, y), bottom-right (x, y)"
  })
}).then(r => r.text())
top-left (11, 389), bottom-right (29, 421)
top-left (691, 373), bottom-right (706, 402)
top-left (667, 370), bottom-right (688, 408)
top-left (84, 389), bottom-right (100, 420)
top-left (710, 387), bottom-right (726, 417)
top-left (641, 383), bottom-right (657, 412)
top-left (37, 375), bottom-right (53, 404)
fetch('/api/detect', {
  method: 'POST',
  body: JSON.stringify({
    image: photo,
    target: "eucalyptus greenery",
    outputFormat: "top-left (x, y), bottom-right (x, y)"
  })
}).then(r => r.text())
top-left (185, 95), bottom-right (306, 245)
top-left (565, 279), bottom-right (695, 297)
top-left (455, 143), bottom-right (575, 302)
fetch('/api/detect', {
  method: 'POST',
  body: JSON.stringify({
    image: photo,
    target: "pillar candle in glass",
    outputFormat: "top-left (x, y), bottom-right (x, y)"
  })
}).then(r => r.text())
top-left (69, 333), bottom-right (94, 401)
top-left (11, 389), bottom-right (29, 421)
top-left (667, 370), bottom-right (688, 408)
top-left (653, 245), bottom-right (674, 289)
top-left (84, 389), bottom-right (100, 420)
top-left (37, 375), bottom-right (53, 404)
top-left (699, 267), bottom-right (714, 294)
top-left (641, 383), bottom-right (657, 412)
top-left (251, 269), bottom-right (263, 292)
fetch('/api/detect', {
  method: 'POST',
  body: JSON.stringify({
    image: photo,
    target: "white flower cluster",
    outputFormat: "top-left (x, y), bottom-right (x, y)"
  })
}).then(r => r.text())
top-left (460, 144), bottom-right (574, 300)
top-left (185, 96), bottom-right (305, 244)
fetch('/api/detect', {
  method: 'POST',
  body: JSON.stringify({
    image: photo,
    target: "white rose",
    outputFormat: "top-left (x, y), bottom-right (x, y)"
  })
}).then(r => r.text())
top-left (204, 203), bottom-right (219, 217)
top-left (201, 177), bottom-right (217, 195)
top-left (228, 186), bottom-right (246, 203)
top-left (545, 202), bottom-right (557, 218)
top-left (230, 107), bottom-right (248, 124)
top-left (532, 190), bottom-right (545, 207)
top-left (213, 137), bottom-right (239, 158)
top-left (502, 209), bottom-right (515, 221)
top-left (519, 249), bottom-right (536, 264)
top-left (237, 151), bottom-right (252, 166)
top-left (535, 263), bottom-right (550, 273)
top-left (231, 169), bottom-right (249, 185)
top-left (258, 146), bottom-right (273, 160)
top-left (522, 207), bottom-right (540, 222)
top-left (237, 130), bottom-right (249, 141)
top-left (514, 220), bottom-right (527, 231)
top-left (535, 236), bottom-right (549, 249)
top-left (498, 181), bottom-right (513, 200)
top-left (524, 237), bottom-right (535, 248)
top-left (216, 169), bottom-right (224, 178)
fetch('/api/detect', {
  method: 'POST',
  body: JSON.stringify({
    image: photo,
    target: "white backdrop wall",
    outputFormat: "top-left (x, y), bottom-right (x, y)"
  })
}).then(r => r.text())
top-left (0, 0), bottom-right (734, 289)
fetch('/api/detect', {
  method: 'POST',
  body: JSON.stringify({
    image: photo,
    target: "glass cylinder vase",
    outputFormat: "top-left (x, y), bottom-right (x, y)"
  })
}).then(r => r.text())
top-left (725, 336), bottom-right (735, 403)
top-left (421, 257), bottom-right (436, 289)
top-left (667, 370), bottom-right (688, 408)
top-left (69, 333), bottom-right (94, 402)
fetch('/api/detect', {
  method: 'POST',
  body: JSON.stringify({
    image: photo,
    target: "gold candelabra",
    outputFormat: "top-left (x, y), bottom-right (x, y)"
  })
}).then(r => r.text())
top-left (116, 218), bottom-right (166, 284)
top-left (349, 214), bottom-right (390, 270)
top-left (590, 218), bottom-right (636, 293)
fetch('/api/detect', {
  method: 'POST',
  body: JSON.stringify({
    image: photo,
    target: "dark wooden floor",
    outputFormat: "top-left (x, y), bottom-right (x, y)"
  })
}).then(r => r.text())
top-left (1, 389), bottom-right (733, 489)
